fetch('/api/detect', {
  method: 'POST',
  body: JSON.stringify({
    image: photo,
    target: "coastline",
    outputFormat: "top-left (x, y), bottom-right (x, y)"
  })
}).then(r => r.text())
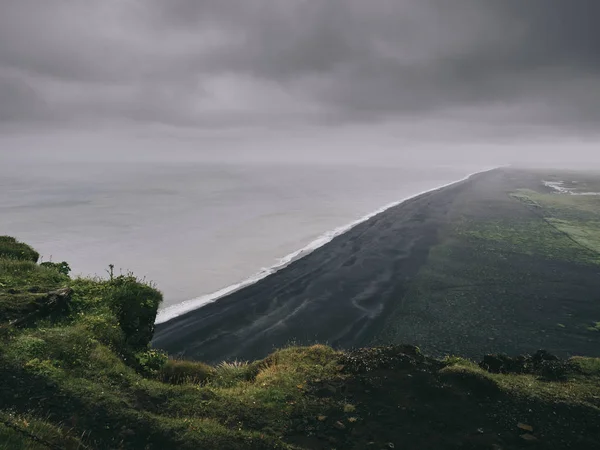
top-left (153, 167), bottom-right (505, 363)
top-left (155, 166), bottom-right (497, 324)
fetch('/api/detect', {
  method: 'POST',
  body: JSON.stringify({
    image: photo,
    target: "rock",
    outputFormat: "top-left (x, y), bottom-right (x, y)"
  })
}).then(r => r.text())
top-left (333, 421), bottom-right (346, 430)
top-left (517, 423), bottom-right (534, 432)
top-left (480, 354), bottom-right (525, 374)
top-left (480, 350), bottom-right (566, 378)
top-left (531, 350), bottom-right (558, 364)
top-left (317, 415), bottom-right (327, 422)
top-left (520, 434), bottom-right (538, 442)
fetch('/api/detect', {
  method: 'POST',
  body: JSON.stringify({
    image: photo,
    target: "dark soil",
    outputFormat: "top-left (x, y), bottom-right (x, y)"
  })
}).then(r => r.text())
top-left (286, 346), bottom-right (600, 450)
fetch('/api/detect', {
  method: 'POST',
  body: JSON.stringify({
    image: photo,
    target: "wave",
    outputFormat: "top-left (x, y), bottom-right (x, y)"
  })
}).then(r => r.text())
top-left (154, 167), bottom-right (497, 324)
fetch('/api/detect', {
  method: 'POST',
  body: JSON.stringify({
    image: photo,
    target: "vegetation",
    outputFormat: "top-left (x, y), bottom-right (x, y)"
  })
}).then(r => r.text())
top-left (0, 236), bottom-right (599, 449)
top-left (0, 236), bottom-right (39, 262)
top-left (372, 169), bottom-right (600, 360)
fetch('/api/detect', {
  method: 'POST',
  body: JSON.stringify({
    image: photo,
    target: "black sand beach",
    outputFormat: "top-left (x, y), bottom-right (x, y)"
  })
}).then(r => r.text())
top-left (153, 168), bottom-right (600, 363)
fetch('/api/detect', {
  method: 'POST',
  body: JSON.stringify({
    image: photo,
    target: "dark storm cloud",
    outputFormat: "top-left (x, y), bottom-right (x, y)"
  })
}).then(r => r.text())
top-left (0, 0), bottom-right (598, 130)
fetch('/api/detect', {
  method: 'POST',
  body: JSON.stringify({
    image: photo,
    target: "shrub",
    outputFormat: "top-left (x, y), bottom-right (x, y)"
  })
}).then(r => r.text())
top-left (0, 236), bottom-right (39, 262)
top-left (40, 261), bottom-right (71, 276)
top-left (104, 275), bottom-right (162, 349)
top-left (135, 349), bottom-right (169, 375)
top-left (78, 310), bottom-right (124, 347)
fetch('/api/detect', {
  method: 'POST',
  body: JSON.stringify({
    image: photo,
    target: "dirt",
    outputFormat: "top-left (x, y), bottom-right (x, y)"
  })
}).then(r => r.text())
top-left (286, 346), bottom-right (600, 450)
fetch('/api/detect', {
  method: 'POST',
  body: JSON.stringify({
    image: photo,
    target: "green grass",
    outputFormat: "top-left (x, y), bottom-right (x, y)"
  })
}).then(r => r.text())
top-left (0, 410), bottom-right (85, 450)
top-left (374, 170), bottom-right (600, 359)
top-left (510, 188), bottom-right (600, 258)
top-left (442, 356), bottom-right (600, 407)
top-left (586, 321), bottom-right (600, 332)
top-left (0, 244), bottom-right (345, 448)
top-left (0, 237), bottom-right (39, 263)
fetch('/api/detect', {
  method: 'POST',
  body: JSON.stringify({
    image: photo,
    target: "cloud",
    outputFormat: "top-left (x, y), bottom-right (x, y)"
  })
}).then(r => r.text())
top-left (0, 0), bottom-right (598, 133)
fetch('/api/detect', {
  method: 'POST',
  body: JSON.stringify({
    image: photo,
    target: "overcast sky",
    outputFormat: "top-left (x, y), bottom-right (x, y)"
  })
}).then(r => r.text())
top-left (1, 0), bottom-right (599, 165)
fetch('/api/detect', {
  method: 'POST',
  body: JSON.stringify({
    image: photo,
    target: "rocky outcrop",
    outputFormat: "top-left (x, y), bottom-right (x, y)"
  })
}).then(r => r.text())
top-left (480, 350), bottom-right (570, 380)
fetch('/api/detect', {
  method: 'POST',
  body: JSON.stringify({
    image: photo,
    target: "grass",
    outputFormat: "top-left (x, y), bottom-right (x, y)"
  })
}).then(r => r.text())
top-left (0, 243), bottom-right (345, 448)
top-left (442, 356), bottom-right (600, 405)
top-left (374, 170), bottom-right (600, 360)
top-left (0, 237), bottom-right (39, 262)
top-left (511, 188), bottom-right (600, 258)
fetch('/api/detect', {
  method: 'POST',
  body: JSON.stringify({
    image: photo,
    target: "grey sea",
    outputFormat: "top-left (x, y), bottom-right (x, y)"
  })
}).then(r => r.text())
top-left (0, 159), bottom-right (476, 317)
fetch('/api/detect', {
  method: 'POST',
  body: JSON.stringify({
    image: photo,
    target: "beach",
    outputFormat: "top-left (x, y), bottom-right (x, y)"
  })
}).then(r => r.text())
top-left (152, 169), bottom-right (488, 361)
top-left (153, 167), bottom-right (600, 363)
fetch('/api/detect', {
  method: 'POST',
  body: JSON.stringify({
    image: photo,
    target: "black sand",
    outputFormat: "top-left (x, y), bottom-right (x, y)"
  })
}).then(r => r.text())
top-left (153, 168), bottom-right (600, 363)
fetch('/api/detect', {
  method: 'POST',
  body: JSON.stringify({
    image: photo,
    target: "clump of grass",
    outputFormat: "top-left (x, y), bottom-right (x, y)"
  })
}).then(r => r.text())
top-left (570, 356), bottom-right (600, 376)
top-left (213, 360), bottom-right (252, 387)
top-left (586, 321), bottom-right (600, 332)
top-left (440, 363), bottom-right (502, 397)
top-left (157, 359), bottom-right (215, 384)
top-left (0, 260), bottom-right (67, 292)
top-left (0, 237), bottom-right (39, 262)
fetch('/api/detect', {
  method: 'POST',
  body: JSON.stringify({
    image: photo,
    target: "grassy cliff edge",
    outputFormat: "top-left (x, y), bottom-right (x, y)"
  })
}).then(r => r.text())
top-left (1, 236), bottom-right (600, 449)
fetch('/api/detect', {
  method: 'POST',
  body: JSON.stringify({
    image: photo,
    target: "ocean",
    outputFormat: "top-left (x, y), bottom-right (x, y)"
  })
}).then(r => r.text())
top-left (0, 159), bottom-right (475, 317)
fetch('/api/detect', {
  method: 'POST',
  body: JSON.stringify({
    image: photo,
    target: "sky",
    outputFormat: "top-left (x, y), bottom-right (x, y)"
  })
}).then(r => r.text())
top-left (0, 0), bottom-right (599, 166)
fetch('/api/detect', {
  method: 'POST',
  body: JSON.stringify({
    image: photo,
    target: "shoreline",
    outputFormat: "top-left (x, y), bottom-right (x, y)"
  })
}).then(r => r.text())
top-left (152, 167), bottom-right (512, 363)
top-left (155, 166), bottom-right (497, 324)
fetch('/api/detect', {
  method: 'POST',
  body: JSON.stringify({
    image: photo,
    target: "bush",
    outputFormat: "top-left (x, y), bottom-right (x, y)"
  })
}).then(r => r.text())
top-left (157, 359), bottom-right (215, 384)
top-left (78, 310), bottom-right (124, 347)
top-left (40, 261), bottom-right (71, 276)
top-left (104, 275), bottom-right (162, 349)
top-left (0, 236), bottom-right (39, 262)
top-left (135, 349), bottom-right (169, 375)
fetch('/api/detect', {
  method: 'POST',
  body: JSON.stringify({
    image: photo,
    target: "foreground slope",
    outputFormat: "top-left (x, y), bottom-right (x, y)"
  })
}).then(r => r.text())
top-left (154, 168), bottom-right (600, 362)
top-left (1, 236), bottom-right (600, 447)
